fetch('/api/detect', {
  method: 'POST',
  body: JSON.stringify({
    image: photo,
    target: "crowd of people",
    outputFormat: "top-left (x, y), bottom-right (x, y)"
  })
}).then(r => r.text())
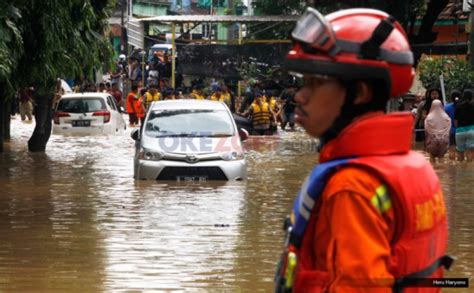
top-left (94, 47), bottom-right (298, 135)
top-left (413, 88), bottom-right (474, 162)
top-left (14, 71), bottom-right (473, 159)
top-left (107, 72), bottom-right (298, 135)
top-left (10, 41), bottom-right (472, 162)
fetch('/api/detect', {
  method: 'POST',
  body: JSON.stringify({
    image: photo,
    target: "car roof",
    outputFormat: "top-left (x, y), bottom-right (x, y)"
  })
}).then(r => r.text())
top-left (151, 44), bottom-right (172, 49)
top-left (60, 92), bottom-right (111, 99)
top-left (150, 99), bottom-right (229, 111)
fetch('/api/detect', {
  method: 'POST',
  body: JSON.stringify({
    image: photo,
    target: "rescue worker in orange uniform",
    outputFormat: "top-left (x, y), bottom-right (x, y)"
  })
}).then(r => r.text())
top-left (134, 88), bottom-right (147, 128)
top-left (275, 7), bottom-right (453, 293)
top-left (126, 83), bottom-right (139, 127)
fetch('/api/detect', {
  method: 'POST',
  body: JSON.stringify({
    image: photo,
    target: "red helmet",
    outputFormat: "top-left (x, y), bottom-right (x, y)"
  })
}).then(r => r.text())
top-left (285, 8), bottom-right (414, 98)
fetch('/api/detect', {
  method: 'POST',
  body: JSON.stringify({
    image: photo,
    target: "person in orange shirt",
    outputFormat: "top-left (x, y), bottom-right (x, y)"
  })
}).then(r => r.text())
top-left (275, 7), bottom-right (452, 293)
top-left (135, 88), bottom-right (147, 127)
top-left (126, 84), bottom-right (139, 127)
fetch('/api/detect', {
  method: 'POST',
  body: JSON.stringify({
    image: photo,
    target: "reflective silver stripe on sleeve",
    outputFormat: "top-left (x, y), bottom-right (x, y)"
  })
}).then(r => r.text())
top-left (298, 176), bottom-right (313, 220)
top-left (299, 204), bottom-right (311, 220)
top-left (302, 192), bottom-right (315, 210)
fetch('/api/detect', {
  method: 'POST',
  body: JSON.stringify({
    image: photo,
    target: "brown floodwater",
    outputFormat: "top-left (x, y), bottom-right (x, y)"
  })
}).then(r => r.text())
top-left (0, 116), bottom-right (472, 292)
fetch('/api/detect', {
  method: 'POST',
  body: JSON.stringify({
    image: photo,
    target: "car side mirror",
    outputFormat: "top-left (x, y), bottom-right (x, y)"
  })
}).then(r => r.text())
top-left (239, 128), bottom-right (249, 141)
top-left (131, 128), bottom-right (140, 141)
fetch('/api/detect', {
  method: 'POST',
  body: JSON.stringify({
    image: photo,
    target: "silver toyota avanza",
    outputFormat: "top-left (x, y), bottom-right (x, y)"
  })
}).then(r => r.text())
top-left (131, 100), bottom-right (247, 181)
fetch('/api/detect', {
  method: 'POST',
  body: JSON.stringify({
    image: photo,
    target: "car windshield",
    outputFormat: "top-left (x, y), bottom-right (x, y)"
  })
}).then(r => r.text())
top-left (145, 109), bottom-right (234, 137)
top-left (57, 98), bottom-right (106, 113)
top-left (148, 47), bottom-right (172, 61)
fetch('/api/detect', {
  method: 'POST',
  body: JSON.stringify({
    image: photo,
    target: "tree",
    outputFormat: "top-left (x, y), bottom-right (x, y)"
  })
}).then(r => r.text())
top-left (250, 0), bottom-right (449, 58)
top-left (417, 55), bottom-right (474, 95)
top-left (0, 4), bottom-right (23, 95)
top-left (248, 0), bottom-right (304, 39)
top-left (0, 0), bottom-right (114, 153)
top-left (0, 3), bottom-right (23, 152)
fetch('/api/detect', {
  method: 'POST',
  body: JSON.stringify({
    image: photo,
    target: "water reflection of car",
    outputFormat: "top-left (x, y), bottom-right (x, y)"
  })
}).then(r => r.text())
top-left (53, 93), bottom-right (126, 135)
top-left (131, 100), bottom-right (248, 181)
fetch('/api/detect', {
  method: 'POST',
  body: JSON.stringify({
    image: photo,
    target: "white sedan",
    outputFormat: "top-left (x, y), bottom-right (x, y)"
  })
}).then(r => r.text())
top-left (53, 93), bottom-right (126, 135)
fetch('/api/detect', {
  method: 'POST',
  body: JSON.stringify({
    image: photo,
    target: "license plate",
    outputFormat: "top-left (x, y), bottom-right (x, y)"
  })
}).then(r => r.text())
top-left (177, 176), bottom-right (207, 182)
top-left (72, 120), bottom-right (91, 127)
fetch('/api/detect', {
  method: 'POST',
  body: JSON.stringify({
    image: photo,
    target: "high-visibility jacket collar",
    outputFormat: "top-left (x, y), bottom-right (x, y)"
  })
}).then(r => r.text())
top-left (320, 112), bottom-right (413, 163)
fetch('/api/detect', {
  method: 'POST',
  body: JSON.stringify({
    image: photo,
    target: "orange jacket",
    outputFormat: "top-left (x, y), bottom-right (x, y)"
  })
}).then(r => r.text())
top-left (126, 92), bottom-right (136, 114)
top-left (133, 98), bottom-right (145, 118)
top-left (278, 113), bottom-right (449, 293)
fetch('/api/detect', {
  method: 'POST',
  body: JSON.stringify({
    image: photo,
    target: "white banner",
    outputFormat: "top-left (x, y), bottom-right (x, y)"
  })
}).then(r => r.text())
top-left (463, 0), bottom-right (472, 12)
top-left (127, 18), bottom-right (144, 49)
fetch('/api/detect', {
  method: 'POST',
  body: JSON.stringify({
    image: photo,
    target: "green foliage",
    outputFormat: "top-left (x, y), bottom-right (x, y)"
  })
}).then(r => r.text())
top-left (0, 3), bottom-right (24, 96)
top-left (252, 0), bottom-right (303, 15)
top-left (236, 60), bottom-right (285, 87)
top-left (1, 0), bottom-right (115, 97)
top-left (313, 0), bottom-right (426, 28)
top-left (248, 0), bottom-right (428, 39)
top-left (248, 0), bottom-right (303, 40)
top-left (237, 60), bottom-right (261, 81)
top-left (417, 56), bottom-right (474, 94)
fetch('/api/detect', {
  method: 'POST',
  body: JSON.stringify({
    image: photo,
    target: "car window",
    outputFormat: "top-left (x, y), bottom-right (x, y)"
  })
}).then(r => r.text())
top-left (57, 98), bottom-right (106, 113)
top-left (145, 109), bottom-right (234, 137)
top-left (107, 96), bottom-right (117, 111)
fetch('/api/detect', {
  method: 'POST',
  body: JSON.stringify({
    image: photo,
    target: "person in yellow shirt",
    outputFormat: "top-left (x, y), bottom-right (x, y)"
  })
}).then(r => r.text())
top-left (242, 93), bottom-right (277, 135)
top-left (209, 86), bottom-right (222, 101)
top-left (267, 94), bottom-right (278, 112)
top-left (267, 93), bottom-right (281, 131)
top-left (220, 84), bottom-right (234, 111)
top-left (144, 85), bottom-right (161, 110)
top-left (190, 84), bottom-right (205, 100)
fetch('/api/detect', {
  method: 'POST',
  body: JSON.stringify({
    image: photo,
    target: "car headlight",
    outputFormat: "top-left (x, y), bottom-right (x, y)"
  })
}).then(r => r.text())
top-left (220, 151), bottom-right (244, 161)
top-left (139, 148), bottom-right (164, 161)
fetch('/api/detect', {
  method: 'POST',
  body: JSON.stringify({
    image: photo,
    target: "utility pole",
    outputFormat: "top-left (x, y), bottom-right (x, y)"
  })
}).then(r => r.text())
top-left (120, 0), bottom-right (126, 53)
top-left (171, 23), bottom-right (176, 89)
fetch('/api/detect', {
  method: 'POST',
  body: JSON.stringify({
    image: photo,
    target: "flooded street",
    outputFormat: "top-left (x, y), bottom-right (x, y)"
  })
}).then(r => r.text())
top-left (0, 116), bottom-right (472, 292)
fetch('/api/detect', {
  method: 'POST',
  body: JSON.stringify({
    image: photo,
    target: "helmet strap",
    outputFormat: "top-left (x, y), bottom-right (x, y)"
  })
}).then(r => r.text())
top-left (319, 80), bottom-right (386, 150)
top-left (319, 81), bottom-right (357, 149)
top-left (360, 16), bottom-right (395, 60)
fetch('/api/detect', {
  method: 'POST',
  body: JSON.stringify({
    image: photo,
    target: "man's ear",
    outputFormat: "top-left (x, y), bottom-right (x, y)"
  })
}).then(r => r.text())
top-left (353, 81), bottom-right (373, 105)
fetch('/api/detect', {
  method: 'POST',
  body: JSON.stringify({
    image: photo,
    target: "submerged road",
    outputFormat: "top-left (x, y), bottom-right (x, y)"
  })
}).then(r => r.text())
top-left (0, 116), bottom-right (472, 292)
